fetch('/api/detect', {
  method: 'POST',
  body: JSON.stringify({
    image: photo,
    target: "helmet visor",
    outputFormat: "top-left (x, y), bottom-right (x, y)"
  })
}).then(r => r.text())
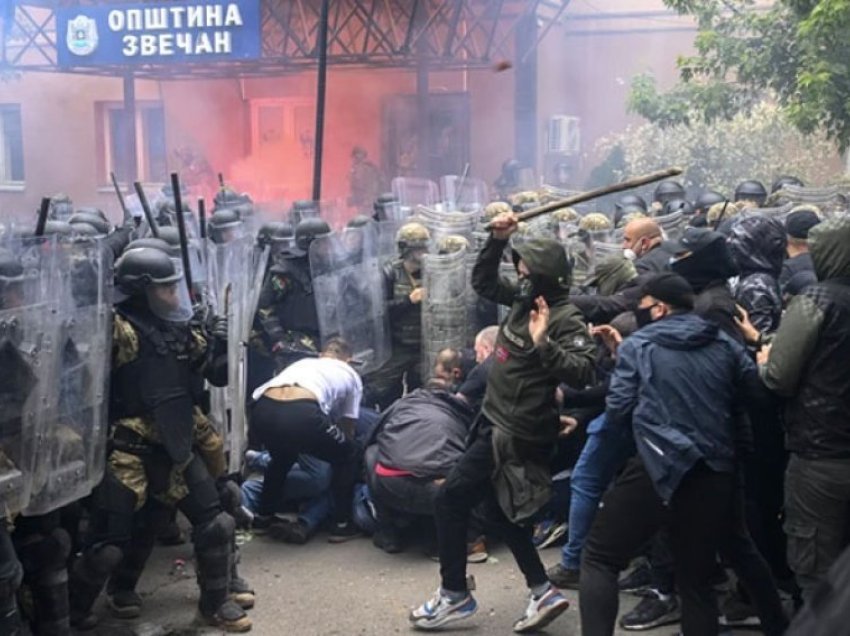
top-left (144, 265), bottom-right (192, 323)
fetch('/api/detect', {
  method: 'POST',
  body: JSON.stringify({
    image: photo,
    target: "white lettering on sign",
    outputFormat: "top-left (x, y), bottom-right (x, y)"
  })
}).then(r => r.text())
top-left (159, 33), bottom-right (174, 55)
top-left (169, 7), bottom-right (185, 28)
top-left (187, 6), bottom-right (204, 28)
top-left (224, 4), bottom-right (242, 27)
top-left (204, 4), bottom-right (223, 27)
top-left (144, 8), bottom-right (167, 30)
top-left (214, 30), bottom-right (231, 53)
top-left (122, 34), bottom-right (138, 56)
top-left (195, 32), bottom-right (213, 54)
top-left (126, 9), bottom-right (142, 31)
top-left (176, 32), bottom-right (192, 53)
top-left (108, 10), bottom-right (124, 31)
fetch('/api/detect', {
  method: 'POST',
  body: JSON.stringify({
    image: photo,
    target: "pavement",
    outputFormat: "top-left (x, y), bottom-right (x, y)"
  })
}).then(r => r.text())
top-left (82, 528), bottom-right (764, 636)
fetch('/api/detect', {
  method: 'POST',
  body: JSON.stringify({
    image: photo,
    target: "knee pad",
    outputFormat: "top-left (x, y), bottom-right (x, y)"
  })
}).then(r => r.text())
top-left (192, 512), bottom-right (235, 551)
top-left (78, 544), bottom-right (124, 579)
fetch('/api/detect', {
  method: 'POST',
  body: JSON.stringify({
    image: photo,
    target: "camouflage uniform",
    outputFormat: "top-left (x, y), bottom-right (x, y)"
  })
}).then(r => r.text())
top-left (363, 223), bottom-right (429, 409)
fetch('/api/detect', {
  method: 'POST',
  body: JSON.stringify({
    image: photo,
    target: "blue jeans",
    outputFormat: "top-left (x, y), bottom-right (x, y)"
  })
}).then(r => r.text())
top-left (561, 414), bottom-right (635, 570)
top-left (241, 453), bottom-right (332, 522)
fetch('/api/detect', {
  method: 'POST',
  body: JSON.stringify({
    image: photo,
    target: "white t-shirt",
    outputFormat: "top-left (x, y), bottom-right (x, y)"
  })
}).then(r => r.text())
top-left (252, 357), bottom-right (363, 419)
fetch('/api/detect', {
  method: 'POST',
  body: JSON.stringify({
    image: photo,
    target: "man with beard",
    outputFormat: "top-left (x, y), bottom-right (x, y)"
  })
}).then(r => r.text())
top-left (622, 218), bottom-right (678, 274)
top-left (409, 211), bottom-right (595, 633)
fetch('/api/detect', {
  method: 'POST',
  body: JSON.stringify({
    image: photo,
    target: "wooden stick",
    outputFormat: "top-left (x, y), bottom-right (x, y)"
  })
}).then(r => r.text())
top-left (486, 167), bottom-right (684, 228)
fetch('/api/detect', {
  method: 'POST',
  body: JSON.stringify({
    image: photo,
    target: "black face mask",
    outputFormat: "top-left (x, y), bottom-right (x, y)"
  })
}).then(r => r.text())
top-left (634, 304), bottom-right (658, 329)
top-left (515, 277), bottom-right (536, 312)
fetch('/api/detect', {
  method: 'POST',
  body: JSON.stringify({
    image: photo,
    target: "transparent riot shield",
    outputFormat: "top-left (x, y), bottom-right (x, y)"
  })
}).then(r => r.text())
top-left (0, 242), bottom-right (60, 515)
top-left (207, 235), bottom-right (268, 473)
top-left (392, 177), bottom-right (440, 209)
top-left (772, 184), bottom-right (848, 218)
top-left (440, 176), bottom-right (489, 213)
top-left (26, 237), bottom-right (111, 515)
top-left (654, 210), bottom-right (684, 241)
top-left (309, 226), bottom-right (391, 374)
top-left (421, 246), bottom-right (469, 378)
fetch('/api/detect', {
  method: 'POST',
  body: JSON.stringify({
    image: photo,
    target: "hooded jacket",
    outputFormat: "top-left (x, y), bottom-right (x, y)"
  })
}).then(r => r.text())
top-left (472, 236), bottom-right (596, 444)
top-left (606, 313), bottom-right (757, 502)
top-left (727, 216), bottom-right (787, 333)
top-left (762, 216), bottom-right (850, 458)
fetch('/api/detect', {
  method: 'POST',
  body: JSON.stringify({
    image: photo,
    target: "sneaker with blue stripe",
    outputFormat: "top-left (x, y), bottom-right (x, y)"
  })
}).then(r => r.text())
top-left (410, 588), bottom-right (478, 630)
top-left (513, 586), bottom-right (570, 633)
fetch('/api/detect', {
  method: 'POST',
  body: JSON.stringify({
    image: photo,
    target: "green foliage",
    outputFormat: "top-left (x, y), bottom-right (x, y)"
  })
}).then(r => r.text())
top-left (594, 103), bottom-right (843, 195)
top-left (631, 0), bottom-right (850, 152)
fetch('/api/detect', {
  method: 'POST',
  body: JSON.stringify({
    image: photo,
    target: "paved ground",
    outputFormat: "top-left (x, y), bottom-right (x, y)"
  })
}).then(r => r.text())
top-left (83, 528), bottom-right (763, 636)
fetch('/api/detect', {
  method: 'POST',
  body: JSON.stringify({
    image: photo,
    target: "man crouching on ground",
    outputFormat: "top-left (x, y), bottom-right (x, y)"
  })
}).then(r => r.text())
top-left (410, 211), bottom-right (596, 632)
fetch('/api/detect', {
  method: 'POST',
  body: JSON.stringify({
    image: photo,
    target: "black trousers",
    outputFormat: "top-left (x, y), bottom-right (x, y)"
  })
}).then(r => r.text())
top-left (580, 457), bottom-right (734, 636)
top-left (435, 420), bottom-right (548, 593)
top-left (252, 397), bottom-right (357, 524)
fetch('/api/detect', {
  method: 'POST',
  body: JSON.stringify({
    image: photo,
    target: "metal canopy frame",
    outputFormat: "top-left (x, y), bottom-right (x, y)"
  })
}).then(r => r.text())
top-left (1, 0), bottom-right (570, 79)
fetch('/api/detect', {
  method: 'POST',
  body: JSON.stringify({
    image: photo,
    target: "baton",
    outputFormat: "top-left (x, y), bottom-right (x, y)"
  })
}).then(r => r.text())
top-left (35, 197), bottom-right (50, 237)
top-left (133, 182), bottom-right (160, 238)
top-left (170, 172), bottom-right (194, 297)
top-left (110, 172), bottom-right (132, 225)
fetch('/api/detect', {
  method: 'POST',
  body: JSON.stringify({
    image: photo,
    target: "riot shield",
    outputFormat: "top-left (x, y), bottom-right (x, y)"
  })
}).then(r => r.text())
top-left (439, 176), bottom-right (489, 214)
top-left (417, 205), bottom-right (478, 246)
top-left (206, 235), bottom-right (269, 473)
top-left (309, 226), bottom-right (391, 374)
top-left (654, 210), bottom-right (684, 241)
top-left (771, 184), bottom-right (848, 218)
top-left (421, 246), bottom-right (469, 378)
top-left (392, 177), bottom-right (439, 210)
top-left (25, 236), bottom-right (111, 515)
top-left (0, 240), bottom-right (60, 515)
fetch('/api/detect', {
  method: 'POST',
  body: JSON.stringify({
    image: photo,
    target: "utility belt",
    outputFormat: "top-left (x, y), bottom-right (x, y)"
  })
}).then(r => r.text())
top-left (109, 426), bottom-right (160, 457)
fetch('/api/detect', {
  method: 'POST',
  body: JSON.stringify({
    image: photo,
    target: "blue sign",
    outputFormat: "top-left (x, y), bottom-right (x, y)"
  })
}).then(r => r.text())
top-left (56, 0), bottom-right (261, 68)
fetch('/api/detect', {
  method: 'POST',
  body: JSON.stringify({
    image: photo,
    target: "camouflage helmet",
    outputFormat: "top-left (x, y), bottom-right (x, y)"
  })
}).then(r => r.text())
top-left (437, 234), bottom-right (469, 255)
top-left (706, 200), bottom-right (742, 227)
top-left (550, 208), bottom-right (580, 224)
top-left (482, 201), bottom-right (512, 222)
top-left (578, 213), bottom-right (613, 232)
top-left (620, 210), bottom-right (648, 228)
top-left (396, 222), bottom-right (430, 254)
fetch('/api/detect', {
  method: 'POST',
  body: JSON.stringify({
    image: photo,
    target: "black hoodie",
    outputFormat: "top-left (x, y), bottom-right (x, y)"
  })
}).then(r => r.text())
top-left (472, 236), bottom-right (596, 443)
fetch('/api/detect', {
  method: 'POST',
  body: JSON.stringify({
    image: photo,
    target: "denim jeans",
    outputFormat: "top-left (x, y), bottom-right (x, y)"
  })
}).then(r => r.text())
top-left (241, 453), bottom-right (332, 512)
top-left (560, 414), bottom-right (635, 570)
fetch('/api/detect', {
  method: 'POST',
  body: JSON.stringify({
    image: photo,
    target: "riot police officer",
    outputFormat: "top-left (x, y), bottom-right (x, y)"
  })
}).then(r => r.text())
top-left (248, 217), bottom-right (330, 393)
top-left (363, 222), bottom-right (430, 409)
top-left (68, 247), bottom-right (250, 632)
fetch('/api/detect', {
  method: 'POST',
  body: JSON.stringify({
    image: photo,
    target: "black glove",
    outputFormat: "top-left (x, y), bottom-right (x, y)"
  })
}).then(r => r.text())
top-left (210, 315), bottom-right (229, 340)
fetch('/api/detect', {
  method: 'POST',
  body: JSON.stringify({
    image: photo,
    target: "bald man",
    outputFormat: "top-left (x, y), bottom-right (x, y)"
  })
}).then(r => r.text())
top-left (621, 218), bottom-right (677, 274)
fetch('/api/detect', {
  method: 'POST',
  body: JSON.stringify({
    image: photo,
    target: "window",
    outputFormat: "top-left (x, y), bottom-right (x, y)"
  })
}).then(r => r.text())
top-left (97, 101), bottom-right (166, 184)
top-left (0, 105), bottom-right (24, 184)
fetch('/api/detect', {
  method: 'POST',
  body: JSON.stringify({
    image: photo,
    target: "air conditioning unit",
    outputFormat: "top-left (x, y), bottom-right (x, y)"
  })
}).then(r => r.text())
top-left (547, 115), bottom-right (580, 155)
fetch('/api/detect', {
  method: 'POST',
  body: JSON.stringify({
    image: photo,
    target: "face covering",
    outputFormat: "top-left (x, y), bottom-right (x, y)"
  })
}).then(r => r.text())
top-left (634, 304), bottom-right (657, 329)
top-left (623, 248), bottom-right (637, 261)
top-left (515, 277), bottom-right (535, 310)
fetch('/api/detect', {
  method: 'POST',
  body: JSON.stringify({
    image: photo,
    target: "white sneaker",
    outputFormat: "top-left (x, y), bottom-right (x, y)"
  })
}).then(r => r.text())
top-left (410, 588), bottom-right (478, 630)
top-left (513, 586), bottom-right (569, 633)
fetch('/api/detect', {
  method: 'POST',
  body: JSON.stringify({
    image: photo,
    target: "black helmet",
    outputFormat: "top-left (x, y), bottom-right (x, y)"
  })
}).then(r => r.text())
top-left (213, 187), bottom-right (251, 209)
top-left (347, 215), bottom-right (372, 229)
top-left (734, 180), bottom-right (768, 205)
top-left (69, 222), bottom-right (100, 237)
top-left (771, 175), bottom-right (804, 194)
top-left (124, 237), bottom-right (173, 255)
top-left (614, 194), bottom-right (648, 213)
top-left (156, 226), bottom-right (181, 249)
top-left (69, 212), bottom-right (110, 235)
top-left (208, 208), bottom-right (243, 244)
top-left (653, 180), bottom-right (686, 204)
top-left (115, 247), bottom-right (181, 296)
top-left (42, 220), bottom-right (74, 237)
top-left (373, 193), bottom-right (401, 221)
top-left (294, 217), bottom-right (331, 254)
top-left (693, 190), bottom-right (726, 214)
top-left (613, 203), bottom-right (646, 228)
top-left (48, 194), bottom-right (73, 221)
top-left (74, 206), bottom-right (108, 222)
top-left (257, 221), bottom-right (294, 248)
top-left (661, 198), bottom-right (694, 217)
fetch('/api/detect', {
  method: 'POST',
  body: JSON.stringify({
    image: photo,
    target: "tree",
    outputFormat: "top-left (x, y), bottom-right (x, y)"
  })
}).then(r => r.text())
top-left (630, 1), bottom-right (850, 152)
top-left (592, 102), bottom-right (843, 195)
